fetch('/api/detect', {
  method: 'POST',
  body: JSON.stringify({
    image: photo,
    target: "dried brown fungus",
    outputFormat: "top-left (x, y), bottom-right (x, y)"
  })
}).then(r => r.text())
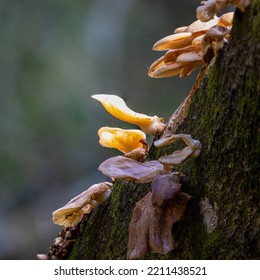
top-left (98, 156), bottom-right (165, 183)
top-left (52, 182), bottom-right (112, 227)
top-left (154, 134), bottom-right (202, 166)
top-left (127, 174), bottom-right (192, 259)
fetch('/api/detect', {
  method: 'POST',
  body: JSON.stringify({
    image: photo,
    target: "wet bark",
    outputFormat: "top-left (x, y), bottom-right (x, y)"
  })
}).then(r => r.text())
top-left (61, 2), bottom-right (259, 260)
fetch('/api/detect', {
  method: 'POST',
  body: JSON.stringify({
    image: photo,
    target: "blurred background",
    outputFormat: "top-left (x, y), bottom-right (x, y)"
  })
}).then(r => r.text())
top-left (0, 0), bottom-right (199, 259)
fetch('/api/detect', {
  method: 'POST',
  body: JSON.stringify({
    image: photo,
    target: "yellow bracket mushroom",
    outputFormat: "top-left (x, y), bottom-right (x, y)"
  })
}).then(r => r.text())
top-left (92, 94), bottom-right (165, 135)
top-left (98, 127), bottom-right (148, 161)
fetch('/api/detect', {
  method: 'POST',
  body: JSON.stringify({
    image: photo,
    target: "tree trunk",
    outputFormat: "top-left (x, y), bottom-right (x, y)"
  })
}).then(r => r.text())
top-left (53, 1), bottom-right (260, 260)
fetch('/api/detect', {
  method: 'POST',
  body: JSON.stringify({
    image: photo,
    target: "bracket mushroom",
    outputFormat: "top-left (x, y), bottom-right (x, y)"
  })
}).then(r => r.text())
top-left (127, 174), bottom-right (192, 259)
top-left (197, 0), bottom-right (252, 22)
top-left (92, 94), bottom-right (165, 135)
top-left (98, 127), bottom-right (148, 161)
top-left (52, 182), bottom-right (112, 227)
top-left (154, 133), bottom-right (202, 166)
top-left (148, 12), bottom-right (234, 78)
top-left (98, 155), bottom-right (166, 183)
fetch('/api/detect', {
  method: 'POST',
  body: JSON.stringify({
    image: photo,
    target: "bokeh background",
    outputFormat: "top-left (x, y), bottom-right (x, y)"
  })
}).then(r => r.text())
top-left (0, 0), bottom-right (199, 259)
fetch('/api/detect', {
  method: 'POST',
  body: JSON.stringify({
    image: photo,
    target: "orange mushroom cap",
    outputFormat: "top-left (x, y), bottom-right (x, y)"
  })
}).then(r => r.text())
top-left (98, 127), bottom-right (146, 154)
top-left (92, 94), bottom-right (165, 135)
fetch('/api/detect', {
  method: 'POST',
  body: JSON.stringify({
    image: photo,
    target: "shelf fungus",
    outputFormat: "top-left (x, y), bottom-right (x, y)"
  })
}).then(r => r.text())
top-left (154, 134), bottom-right (202, 165)
top-left (92, 94), bottom-right (165, 135)
top-left (98, 127), bottom-right (148, 161)
top-left (202, 25), bottom-right (231, 63)
top-left (197, 0), bottom-right (252, 22)
top-left (98, 155), bottom-right (165, 183)
top-left (127, 174), bottom-right (192, 259)
top-left (52, 182), bottom-right (112, 227)
top-left (148, 12), bottom-right (234, 78)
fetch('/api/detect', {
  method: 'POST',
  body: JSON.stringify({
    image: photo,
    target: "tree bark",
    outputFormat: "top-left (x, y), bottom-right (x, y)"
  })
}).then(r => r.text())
top-left (57, 1), bottom-right (259, 260)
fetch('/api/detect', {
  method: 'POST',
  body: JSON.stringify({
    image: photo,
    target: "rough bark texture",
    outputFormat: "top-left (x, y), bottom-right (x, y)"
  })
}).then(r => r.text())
top-left (66, 2), bottom-right (260, 260)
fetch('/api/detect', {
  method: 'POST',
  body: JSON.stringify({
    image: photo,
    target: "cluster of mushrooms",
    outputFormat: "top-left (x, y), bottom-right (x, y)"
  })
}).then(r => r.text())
top-left (49, 0), bottom-right (251, 260)
top-left (52, 94), bottom-right (201, 259)
top-left (149, 0), bottom-right (252, 78)
top-left (196, 0), bottom-right (252, 21)
top-left (148, 11), bottom-right (234, 78)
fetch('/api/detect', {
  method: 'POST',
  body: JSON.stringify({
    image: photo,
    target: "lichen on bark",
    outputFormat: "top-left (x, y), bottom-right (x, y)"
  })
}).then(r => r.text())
top-left (65, 2), bottom-right (259, 260)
